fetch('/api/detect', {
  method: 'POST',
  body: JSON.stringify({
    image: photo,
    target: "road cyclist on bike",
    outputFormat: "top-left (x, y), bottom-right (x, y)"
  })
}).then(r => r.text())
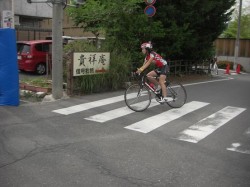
top-left (136, 41), bottom-right (172, 103)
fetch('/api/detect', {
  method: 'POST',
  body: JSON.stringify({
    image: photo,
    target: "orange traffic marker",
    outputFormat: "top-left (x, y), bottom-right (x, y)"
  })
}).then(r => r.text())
top-left (224, 64), bottom-right (230, 74)
top-left (236, 64), bottom-right (241, 74)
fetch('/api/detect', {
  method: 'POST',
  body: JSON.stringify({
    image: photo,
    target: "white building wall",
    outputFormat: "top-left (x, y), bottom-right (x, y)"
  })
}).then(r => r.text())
top-left (14, 0), bottom-right (52, 18)
top-left (218, 56), bottom-right (250, 72)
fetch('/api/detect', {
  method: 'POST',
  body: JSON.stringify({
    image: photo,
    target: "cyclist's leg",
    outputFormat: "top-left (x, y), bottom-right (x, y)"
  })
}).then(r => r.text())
top-left (159, 74), bottom-right (167, 97)
top-left (147, 70), bottom-right (158, 88)
top-left (159, 65), bottom-right (168, 98)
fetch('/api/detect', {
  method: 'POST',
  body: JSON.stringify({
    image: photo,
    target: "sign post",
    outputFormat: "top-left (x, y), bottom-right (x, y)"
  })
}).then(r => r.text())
top-left (2, 10), bottom-right (13, 28)
top-left (144, 6), bottom-right (156, 17)
top-left (144, 0), bottom-right (156, 17)
top-left (144, 0), bottom-right (156, 5)
top-left (73, 52), bottom-right (110, 76)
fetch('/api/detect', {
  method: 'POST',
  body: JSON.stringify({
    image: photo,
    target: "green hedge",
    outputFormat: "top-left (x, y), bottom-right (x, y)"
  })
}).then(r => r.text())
top-left (217, 60), bottom-right (234, 69)
top-left (217, 60), bottom-right (244, 71)
top-left (63, 41), bottom-right (132, 94)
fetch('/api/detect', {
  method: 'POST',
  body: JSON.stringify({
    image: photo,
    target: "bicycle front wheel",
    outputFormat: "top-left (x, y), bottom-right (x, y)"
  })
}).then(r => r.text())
top-left (166, 81), bottom-right (187, 108)
top-left (124, 83), bottom-right (151, 112)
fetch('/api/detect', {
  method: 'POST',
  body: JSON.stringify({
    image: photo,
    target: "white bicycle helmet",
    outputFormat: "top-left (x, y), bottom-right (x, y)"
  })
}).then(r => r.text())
top-left (141, 42), bottom-right (152, 49)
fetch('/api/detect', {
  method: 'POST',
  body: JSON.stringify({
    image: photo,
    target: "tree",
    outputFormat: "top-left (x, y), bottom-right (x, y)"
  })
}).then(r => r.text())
top-left (154, 0), bottom-right (235, 59)
top-left (67, 0), bottom-right (165, 63)
top-left (222, 14), bottom-right (250, 38)
top-left (67, 0), bottom-right (235, 61)
top-left (221, 2), bottom-right (250, 39)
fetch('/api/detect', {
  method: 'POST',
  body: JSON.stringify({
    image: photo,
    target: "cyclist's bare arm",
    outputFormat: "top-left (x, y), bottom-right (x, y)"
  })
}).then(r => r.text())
top-left (136, 57), bottom-right (154, 74)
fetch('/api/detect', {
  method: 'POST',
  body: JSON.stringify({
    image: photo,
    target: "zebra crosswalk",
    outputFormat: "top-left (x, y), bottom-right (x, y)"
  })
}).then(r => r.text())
top-left (176, 106), bottom-right (246, 143)
top-left (52, 94), bottom-right (248, 155)
top-left (85, 100), bottom-right (159, 123)
top-left (124, 101), bottom-right (209, 133)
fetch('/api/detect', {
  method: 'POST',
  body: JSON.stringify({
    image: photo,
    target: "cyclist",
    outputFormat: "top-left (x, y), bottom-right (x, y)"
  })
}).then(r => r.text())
top-left (136, 42), bottom-right (172, 103)
top-left (211, 56), bottom-right (218, 75)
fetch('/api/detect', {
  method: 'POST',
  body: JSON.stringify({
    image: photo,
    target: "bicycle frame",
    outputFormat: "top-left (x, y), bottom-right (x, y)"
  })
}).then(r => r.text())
top-left (139, 74), bottom-right (162, 99)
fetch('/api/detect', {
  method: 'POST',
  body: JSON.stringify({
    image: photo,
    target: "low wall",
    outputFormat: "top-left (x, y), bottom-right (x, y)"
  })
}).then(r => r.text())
top-left (217, 56), bottom-right (250, 72)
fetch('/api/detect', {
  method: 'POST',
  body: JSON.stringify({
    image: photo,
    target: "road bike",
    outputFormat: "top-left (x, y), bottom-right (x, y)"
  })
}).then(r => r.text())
top-left (124, 72), bottom-right (187, 112)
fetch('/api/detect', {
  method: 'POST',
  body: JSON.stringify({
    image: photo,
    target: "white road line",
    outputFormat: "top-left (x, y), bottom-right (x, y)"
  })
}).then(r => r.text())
top-left (52, 92), bottom-right (148, 115)
top-left (227, 143), bottom-right (250, 155)
top-left (183, 77), bottom-right (233, 87)
top-left (227, 128), bottom-right (250, 155)
top-left (124, 101), bottom-right (209, 133)
top-left (176, 106), bottom-right (246, 143)
top-left (85, 100), bottom-right (159, 123)
top-left (52, 95), bottom-right (125, 115)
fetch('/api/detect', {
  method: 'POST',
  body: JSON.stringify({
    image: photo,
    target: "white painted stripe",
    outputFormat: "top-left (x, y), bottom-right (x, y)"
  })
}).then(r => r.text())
top-left (177, 106), bottom-right (246, 143)
top-left (227, 143), bottom-right (250, 155)
top-left (183, 77), bottom-right (233, 87)
top-left (52, 92), bottom-right (148, 115)
top-left (85, 100), bottom-right (159, 123)
top-left (53, 95), bottom-right (125, 115)
top-left (227, 128), bottom-right (250, 155)
top-left (124, 101), bottom-right (209, 133)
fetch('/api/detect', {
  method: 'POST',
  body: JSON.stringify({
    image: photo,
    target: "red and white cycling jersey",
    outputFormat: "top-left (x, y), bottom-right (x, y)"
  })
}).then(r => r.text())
top-left (145, 51), bottom-right (167, 68)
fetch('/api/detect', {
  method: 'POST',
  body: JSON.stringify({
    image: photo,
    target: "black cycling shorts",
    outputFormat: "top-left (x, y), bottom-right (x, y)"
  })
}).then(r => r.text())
top-left (154, 65), bottom-right (169, 76)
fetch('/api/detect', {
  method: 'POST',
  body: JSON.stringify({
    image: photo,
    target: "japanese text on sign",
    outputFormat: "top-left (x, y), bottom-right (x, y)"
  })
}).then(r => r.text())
top-left (73, 52), bottom-right (110, 76)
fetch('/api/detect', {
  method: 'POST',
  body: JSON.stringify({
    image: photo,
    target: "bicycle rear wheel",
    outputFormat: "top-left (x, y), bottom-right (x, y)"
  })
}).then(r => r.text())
top-left (124, 83), bottom-right (151, 112)
top-left (166, 81), bottom-right (187, 108)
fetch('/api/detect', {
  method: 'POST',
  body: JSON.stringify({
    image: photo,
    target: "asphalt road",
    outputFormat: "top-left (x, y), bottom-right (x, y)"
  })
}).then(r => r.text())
top-left (0, 72), bottom-right (250, 187)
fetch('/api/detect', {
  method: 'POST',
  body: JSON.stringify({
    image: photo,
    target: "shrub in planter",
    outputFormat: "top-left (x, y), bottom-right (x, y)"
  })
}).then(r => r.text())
top-left (217, 60), bottom-right (234, 69)
top-left (20, 78), bottom-right (51, 93)
top-left (217, 61), bottom-right (244, 71)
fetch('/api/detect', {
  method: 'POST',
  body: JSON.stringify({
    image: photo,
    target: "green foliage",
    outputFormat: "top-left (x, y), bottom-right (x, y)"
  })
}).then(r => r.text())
top-left (217, 60), bottom-right (234, 69)
top-left (63, 41), bottom-right (132, 94)
top-left (67, 0), bottom-right (236, 67)
top-left (154, 0), bottom-right (235, 60)
top-left (20, 78), bottom-right (51, 87)
top-left (221, 14), bottom-right (250, 38)
top-left (66, 0), bottom-right (165, 64)
top-left (221, 2), bottom-right (250, 39)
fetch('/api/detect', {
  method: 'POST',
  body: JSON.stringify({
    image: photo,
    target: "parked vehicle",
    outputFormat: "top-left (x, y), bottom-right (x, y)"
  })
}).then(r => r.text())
top-left (17, 40), bottom-right (52, 75)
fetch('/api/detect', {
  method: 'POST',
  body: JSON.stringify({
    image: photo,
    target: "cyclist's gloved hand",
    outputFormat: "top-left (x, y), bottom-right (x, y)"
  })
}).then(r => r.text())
top-left (136, 67), bottom-right (143, 74)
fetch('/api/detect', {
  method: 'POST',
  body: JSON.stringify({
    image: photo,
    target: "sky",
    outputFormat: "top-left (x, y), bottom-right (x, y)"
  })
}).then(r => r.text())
top-left (242, 0), bottom-right (250, 13)
top-left (234, 0), bottom-right (250, 14)
top-left (242, 0), bottom-right (250, 7)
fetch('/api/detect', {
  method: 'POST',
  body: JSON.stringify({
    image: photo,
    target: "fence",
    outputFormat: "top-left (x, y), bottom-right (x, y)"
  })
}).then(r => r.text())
top-left (168, 60), bottom-right (211, 76)
top-left (16, 26), bottom-right (52, 41)
top-left (214, 38), bottom-right (250, 57)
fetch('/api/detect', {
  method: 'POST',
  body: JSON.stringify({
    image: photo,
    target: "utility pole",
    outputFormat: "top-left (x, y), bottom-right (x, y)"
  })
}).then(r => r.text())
top-left (234, 0), bottom-right (242, 70)
top-left (27, 0), bottom-right (64, 99)
top-left (27, 0), bottom-right (85, 99)
top-left (52, 0), bottom-right (63, 99)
